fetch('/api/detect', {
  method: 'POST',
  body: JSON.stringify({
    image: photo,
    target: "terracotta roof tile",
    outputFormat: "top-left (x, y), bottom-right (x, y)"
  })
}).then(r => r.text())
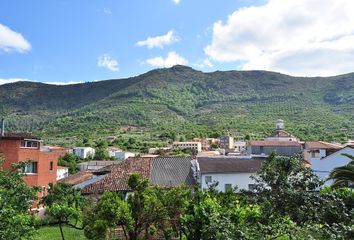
top-left (82, 157), bottom-right (152, 194)
top-left (59, 170), bottom-right (93, 185)
top-left (267, 130), bottom-right (296, 138)
top-left (305, 141), bottom-right (342, 150)
top-left (0, 132), bottom-right (40, 140)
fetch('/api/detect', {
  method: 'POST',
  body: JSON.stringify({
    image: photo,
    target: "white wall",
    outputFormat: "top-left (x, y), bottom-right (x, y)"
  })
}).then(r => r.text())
top-left (200, 172), bottom-right (256, 192)
top-left (73, 147), bottom-right (95, 159)
top-left (311, 147), bottom-right (353, 184)
top-left (115, 152), bottom-right (135, 160)
top-left (56, 168), bottom-right (69, 180)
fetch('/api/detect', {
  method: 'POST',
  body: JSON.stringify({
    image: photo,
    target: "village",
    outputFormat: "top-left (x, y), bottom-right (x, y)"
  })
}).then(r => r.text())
top-left (1, 119), bottom-right (352, 203)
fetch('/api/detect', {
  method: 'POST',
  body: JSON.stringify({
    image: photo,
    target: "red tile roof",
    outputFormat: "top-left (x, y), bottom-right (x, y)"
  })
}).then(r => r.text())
top-left (305, 141), bottom-right (342, 150)
top-left (267, 130), bottom-right (296, 138)
top-left (250, 140), bottom-right (302, 147)
top-left (59, 170), bottom-right (93, 185)
top-left (81, 157), bottom-right (152, 194)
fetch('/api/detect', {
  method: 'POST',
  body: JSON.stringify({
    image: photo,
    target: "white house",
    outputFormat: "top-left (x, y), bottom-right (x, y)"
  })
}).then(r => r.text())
top-left (234, 141), bottom-right (247, 153)
top-left (197, 157), bottom-right (264, 192)
top-left (56, 166), bottom-right (69, 180)
top-left (72, 147), bottom-right (95, 159)
top-left (310, 146), bottom-right (353, 184)
top-left (304, 141), bottom-right (342, 163)
top-left (173, 142), bottom-right (202, 152)
top-left (106, 147), bottom-right (122, 158)
top-left (115, 151), bottom-right (136, 160)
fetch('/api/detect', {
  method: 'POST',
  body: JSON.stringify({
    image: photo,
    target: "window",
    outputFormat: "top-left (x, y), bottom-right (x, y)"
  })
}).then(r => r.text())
top-left (225, 184), bottom-right (232, 192)
top-left (50, 161), bottom-right (53, 171)
top-left (20, 140), bottom-right (39, 149)
top-left (205, 176), bottom-right (212, 184)
top-left (311, 150), bottom-right (320, 158)
top-left (23, 162), bottom-right (38, 174)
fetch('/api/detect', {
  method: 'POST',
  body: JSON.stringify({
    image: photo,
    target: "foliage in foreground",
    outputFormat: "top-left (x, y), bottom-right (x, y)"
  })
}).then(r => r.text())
top-left (0, 157), bottom-right (39, 240)
top-left (328, 153), bottom-right (354, 188)
top-left (84, 154), bottom-right (354, 240)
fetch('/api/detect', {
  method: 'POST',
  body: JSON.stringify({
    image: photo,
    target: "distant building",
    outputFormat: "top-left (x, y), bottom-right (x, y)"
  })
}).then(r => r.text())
top-left (192, 138), bottom-right (218, 150)
top-left (234, 141), bottom-right (247, 153)
top-left (56, 166), bottom-right (69, 180)
top-left (197, 157), bottom-right (264, 192)
top-left (148, 147), bottom-right (172, 154)
top-left (173, 141), bottom-right (202, 152)
top-left (248, 140), bottom-right (302, 157)
top-left (115, 151), bottom-right (136, 160)
top-left (265, 119), bottom-right (298, 142)
top-left (106, 146), bottom-right (122, 158)
top-left (219, 135), bottom-right (234, 149)
top-left (304, 141), bottom-right (342, 163)
top-left (72, 147), bottom-right (95, 159)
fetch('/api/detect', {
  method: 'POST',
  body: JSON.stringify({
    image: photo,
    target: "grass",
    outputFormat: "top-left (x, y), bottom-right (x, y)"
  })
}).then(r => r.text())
top-left (34, 225), bottom-right (86, 240)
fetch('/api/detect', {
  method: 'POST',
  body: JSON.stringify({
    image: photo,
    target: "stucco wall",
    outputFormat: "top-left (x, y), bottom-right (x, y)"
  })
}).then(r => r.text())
top-left (200, 172), bottom-right (256, 192)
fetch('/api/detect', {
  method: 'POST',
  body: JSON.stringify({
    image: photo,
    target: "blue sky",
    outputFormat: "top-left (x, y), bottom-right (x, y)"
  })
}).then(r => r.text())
top-left (1, 0), bottom-right (354, 84)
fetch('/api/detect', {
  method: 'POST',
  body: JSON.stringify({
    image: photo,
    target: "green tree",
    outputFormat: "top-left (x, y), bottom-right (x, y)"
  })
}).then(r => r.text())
top-left (41, 182), bottom-right (87, 240)
top-left (58, 153), bottom-right (82, 174)
top-left (328, 153), bottom-right (354, 188)
top-left (0, 157), bottom-right (39, 240)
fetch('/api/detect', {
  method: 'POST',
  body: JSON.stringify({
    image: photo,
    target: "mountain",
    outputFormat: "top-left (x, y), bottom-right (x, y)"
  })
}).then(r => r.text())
top-left (1, 65), bottom-right (354, 144)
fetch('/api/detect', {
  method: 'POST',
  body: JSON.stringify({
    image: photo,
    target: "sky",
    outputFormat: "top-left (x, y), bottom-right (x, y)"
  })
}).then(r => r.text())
top-left (1, 0), bottom-right (354, 85)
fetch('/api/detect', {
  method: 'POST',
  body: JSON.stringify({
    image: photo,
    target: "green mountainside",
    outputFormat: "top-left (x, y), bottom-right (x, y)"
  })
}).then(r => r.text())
top-left (1, 65), bottom-right (354, 145)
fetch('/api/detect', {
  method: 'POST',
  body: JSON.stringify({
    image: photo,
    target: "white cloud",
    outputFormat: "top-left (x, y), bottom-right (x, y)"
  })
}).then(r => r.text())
top-left (194, 58), bottom-right (214, 69)
top-left (136, 30), bottom-right (179, 49)
top-left (146, 51), bottom-right (188, 68)
top-left (0, 78), bottom-right (84, 86)
top-left (205, 0), bottom-right (354, 76)
top-left (97, 54), bottom-right (119, 71)
top-left (103, 8), bottom-right (112, 15)
top-left (0, 78), bottom-right (30, 85)
top-left (0, 23), bottom-right (31, 53)
top-left (172, 0), bottom-right (181, 5)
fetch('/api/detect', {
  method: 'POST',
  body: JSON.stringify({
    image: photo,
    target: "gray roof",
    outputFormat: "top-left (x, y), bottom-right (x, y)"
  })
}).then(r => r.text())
top-left (197, 157), bottom-right (264, 174)
top-left (150, 157), bottom-right (195, 187)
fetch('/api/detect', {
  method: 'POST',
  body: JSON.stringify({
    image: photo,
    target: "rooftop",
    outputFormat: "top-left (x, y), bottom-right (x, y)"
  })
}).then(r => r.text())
top-left (305, 141), bottom-right (342, 150)
top-left (150, 156), bottom-right (194, 187)
top-left (249, 140), bottom-right (302, 147)
top-left (267, 129), bottom-right (296, 138)
top-left (82, 157), bottom-right (152, 194)
top-left (197, 157), bottom-right (265, 174)
top-left (0, 132), bottom-right (40, 140)
top-left (59, 170), bottom-right (93, 185)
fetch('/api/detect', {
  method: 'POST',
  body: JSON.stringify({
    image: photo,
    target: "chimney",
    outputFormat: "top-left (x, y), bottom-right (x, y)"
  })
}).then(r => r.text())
top-left (1, 119), bottom-right (4, 137)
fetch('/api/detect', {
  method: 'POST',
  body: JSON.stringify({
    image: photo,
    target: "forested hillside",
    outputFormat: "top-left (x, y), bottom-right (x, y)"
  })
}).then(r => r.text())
top-left (1, 65), bottom-right (354, 144)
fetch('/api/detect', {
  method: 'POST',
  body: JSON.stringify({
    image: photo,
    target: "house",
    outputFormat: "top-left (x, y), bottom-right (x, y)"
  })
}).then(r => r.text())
top-left (77, 160), bottom-right (120, 171)
top-left (56, 166), bottom-right (69, 180)
top-left (72, 147), bottom-right (95, 159)
top-left (265, 119), bottom-right (298, 142)
top-left (309, 146), bottom-right (354, 184)
top-left (173, 141), bottom-right (202, 152)
top-left (115, 151), bottom-right (136, 160)
top-left (197, 157), bottom-right (264, 192)
top-left (148, 147), bottom-right (172, 154)
top-left (248, 140), bottom-right (303, 157)
top-left (234, 141), bottom-right (247, 153)
top-left (192, 138), bottom-right (218, 150)
top-left (219, 135), bottom-right (234, 149)
top-left (106, 146), bottom-right (122, 158)
top-left (304, 141), bottom-right (342, 163)
top-left (0, 121), bottom-right (60, 194)
top-left (80, 156), bottom-right (194, 197)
